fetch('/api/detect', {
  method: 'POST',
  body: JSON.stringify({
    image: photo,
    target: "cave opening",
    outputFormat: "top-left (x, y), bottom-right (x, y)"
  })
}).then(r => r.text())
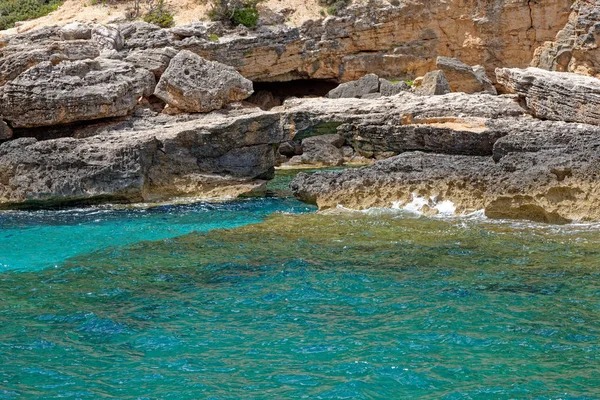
top-left (247, 79), bottom-right (339, 110)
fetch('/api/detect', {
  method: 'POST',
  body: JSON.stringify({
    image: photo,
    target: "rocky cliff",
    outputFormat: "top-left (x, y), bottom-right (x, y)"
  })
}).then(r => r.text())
top-left (0, 0), bottom-right (599, 223)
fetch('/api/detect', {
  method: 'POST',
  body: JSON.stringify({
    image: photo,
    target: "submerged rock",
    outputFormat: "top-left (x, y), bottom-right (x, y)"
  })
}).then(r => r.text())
top-left (496, 67), bottom-right (600, 125)
top-left (0, 59), bottom-right (155, 128)
top-left (154, 50), bottom-right (254, 113)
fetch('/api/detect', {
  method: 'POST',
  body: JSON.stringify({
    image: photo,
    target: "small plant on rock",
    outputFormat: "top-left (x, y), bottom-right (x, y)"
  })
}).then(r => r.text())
top-left (143, 0), bottom-right (174, 28)
top-left (317, 0), bottom-right (351, 16)
top-left (208, 0), bottom-right (261, 28)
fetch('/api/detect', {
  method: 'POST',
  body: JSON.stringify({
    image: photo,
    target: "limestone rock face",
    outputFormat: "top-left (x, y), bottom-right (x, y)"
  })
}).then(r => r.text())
top-left (416, 70), bottom-right (451, 95)
top-left (0, 59), bottom-right (156, 128)
top-left (282, 92), bottom-right (526, 159)
top-left (154, 50), bottom-right (253, 113)
top-left (531, 0), bottom-right (600, 78)
top-left (290, 119), bottom-right (600, 223)
top-left (0, 40), bottom-right (100, 85)
top-left (0, 0), bottom-right (573, 84)
top-left (436, 57), bottom-right (497, 94)
top-left (496, 67), bottom-right (600, 125)
top-left (0, 109), bottom-right (285, 207)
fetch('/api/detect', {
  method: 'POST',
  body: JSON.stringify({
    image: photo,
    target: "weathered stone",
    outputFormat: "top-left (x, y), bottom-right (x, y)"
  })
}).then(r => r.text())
top-left (282, 93), bottom-right (525, 159)
top-left (60, 22), bottom-right (92, 41)
top-left (154, 50), bottom-right (253, 113)
top-left (496, 67), bottom-right (600, 125)
top-left (299, 135), bottom-right (345, 166)
top-left (436, 57), bottom-right (497, 94)
top-left (326, 74), bottom-right (379, 98)
top-left (0, 108), bottom-right (285, 207)
top-left (0, 120), bottom-right (12, 140)
top-left (416, 70), bottom-right (451, 95)
top-left (379, 79), bottom-right (410, 96)
top-left (92, 24), bottom-right (124, 51)
top-left (0, 41), bottom-right (100, 85)
top-left (531, 0), bottom-right (600, 78)
top-left (0, 59), bottom-right (155, 128)
top-left (290, 119), bottom-right (600, 223)
top-left (125, 47), bottom-right (178, 78)
top-left (278, 140), bottom-right (302, 157)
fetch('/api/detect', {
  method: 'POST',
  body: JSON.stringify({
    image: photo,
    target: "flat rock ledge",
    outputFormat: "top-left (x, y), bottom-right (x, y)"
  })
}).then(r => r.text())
top-left (290, 118), bottom-right (600, 224)
top-left (0, 108), bottom-right (284, 208)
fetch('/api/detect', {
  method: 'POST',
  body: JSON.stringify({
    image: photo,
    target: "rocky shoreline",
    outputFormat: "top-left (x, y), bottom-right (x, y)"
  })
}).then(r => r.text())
top-left (0, 0), bottom-right (599, 223)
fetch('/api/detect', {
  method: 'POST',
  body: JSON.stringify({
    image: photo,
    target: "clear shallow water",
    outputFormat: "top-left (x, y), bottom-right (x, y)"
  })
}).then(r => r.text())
top-left (1, 173), bottom-right (600, 399)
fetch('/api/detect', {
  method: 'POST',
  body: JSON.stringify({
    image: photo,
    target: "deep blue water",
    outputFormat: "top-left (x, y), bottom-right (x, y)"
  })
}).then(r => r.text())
top-left (0, 172), bottom-right (599, 399)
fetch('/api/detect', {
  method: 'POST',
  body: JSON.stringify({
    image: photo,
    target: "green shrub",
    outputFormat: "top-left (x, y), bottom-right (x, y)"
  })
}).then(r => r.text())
top-left (143, 0), bottom-right (174, 28)
top-left (231, 5), bottom-right (258, 27)
top-left (208, 0), bottom-right (261, 28)
top-left (208, 33), bottom-right (220, 42)
top-left (318, 0), bottom-right (351, 16)
top-left (0, 0), bottom-right (63, 30)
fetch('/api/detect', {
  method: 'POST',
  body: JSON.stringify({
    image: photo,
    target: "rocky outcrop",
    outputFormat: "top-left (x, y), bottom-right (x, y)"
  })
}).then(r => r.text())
top-left (0, 58), bottom-right (155, 128)
top-left (125, 47), bottom-right (178, 78)
top-left (0, 0), bottom-right (573, 84)
top-left (496, 67), bottom-right (600, 126)
top-left (531, 0), bottom-right (600, 78)
top-left (154, 50), bottom-right (253, 113)
top-left (0, 107), bottom-right (285, 208)
top-left (290, 118), bottom-right (600, 223)
top-left (436, 57), bottom-right (497, 94)
top-left (60, 22), bottom-right (92, 41)
top-left (282, 92), bottom-right (525, 159)
top-left (0, 40), bottom-right (100, 86)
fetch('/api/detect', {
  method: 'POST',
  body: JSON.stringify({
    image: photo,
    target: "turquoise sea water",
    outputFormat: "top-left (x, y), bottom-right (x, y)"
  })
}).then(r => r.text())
top-left (1, 171), bottom-right (599, 399)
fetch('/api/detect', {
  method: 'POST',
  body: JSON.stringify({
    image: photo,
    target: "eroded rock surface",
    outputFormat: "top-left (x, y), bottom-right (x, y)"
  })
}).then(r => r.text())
top-left (496, 67), bottom-right (600, 125)
top-left (282, 92), bottom-right (525, 158)
top-left (0, 108), bottom-right (284, 207)
top-left (531, 0), bottom-right (600, 78)
top-left (0, 59), bottom-right (155, 128)
top-left (154, 50), bottom-right (253, 113)
top-left (290, 119), bottom-right (600, 223)
top-left (436, 57), bottom-right (497, 94)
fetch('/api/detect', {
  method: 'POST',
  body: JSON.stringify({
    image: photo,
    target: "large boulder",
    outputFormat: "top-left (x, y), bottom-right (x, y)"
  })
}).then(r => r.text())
top-left (496, 67), bottom-right (600, 125)
top-left (125, 47), bottom-right (178, 78)
top-left (326, 74), bottom-right (380, 99)
top-left (0, 109), bottom-right (285, 208)
top-left (436, 57), bottom-right (497, 94)
top-left (154, 50), bottom-right (254, 113)
top-left (298, 134), bottom-right (346, 166)
top-left (60, 22), bottom-right (92, 41)
top-left (0, 59), bottom-right (155, 128)
top-left (416, 70), bottom-right (451, 95)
